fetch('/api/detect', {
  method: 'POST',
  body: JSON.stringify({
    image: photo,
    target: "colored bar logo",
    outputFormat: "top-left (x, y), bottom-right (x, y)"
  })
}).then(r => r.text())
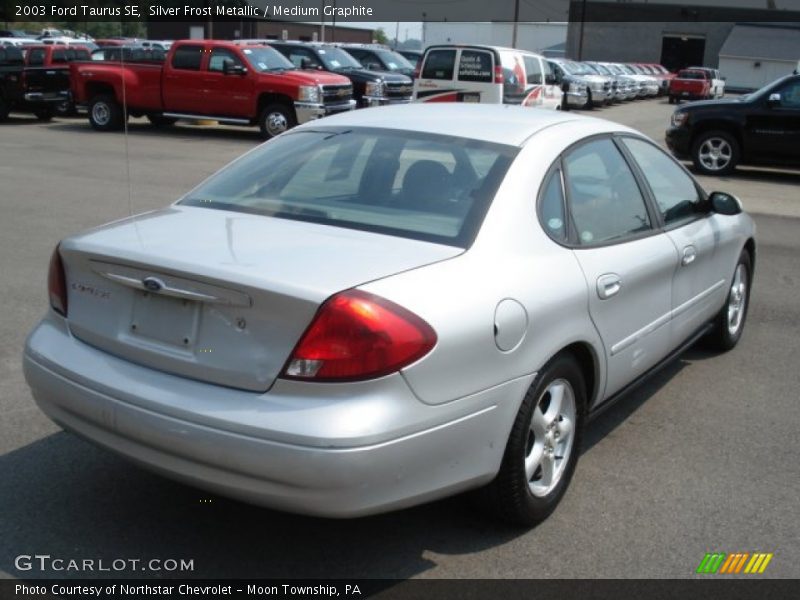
top-left (696, 552), bottom-right (774, 574)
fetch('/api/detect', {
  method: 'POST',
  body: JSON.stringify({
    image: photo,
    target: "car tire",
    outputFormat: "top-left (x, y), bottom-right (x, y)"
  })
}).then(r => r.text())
top-left (668, 95), bottom-right (675, 104)
top-left (34, 107), bottom-right (53, 122)
top-left (258, 103), bottom-right (295, 140)
top-left (584, 88), bottom-right (593, 110)
top-left (0, 95), bottom-right (10, 122)
top-left (88, 94), bottom-right (124, 131)
top-left (478, 353), bottom-right (586, 526)
top-left (705, 250), bottom-right (752, 352)
top-left (691, 130), bottom-right (740, 175)
top-left (147, 114), bottom-right (178, 127)
top-left (54, 99), bottom-right (74, 117)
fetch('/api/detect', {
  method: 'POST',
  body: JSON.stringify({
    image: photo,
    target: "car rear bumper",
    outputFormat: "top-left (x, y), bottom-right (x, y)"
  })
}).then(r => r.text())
top-left (23, 90), bottom-right (69, 104)
top-left (23, 314), bottom-right (527, 517)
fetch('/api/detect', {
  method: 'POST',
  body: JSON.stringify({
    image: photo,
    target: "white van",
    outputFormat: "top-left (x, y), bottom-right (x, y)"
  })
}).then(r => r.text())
top-left (413, 44), bottom-right (563, 110)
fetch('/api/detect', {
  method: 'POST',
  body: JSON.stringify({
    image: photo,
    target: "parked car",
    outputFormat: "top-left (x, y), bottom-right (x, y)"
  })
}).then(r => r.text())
top-left (337, 44), bottom-right (416, 78)
top-left (584, 61), bottom-right (636, 101)
top-left (669, 69), bottom-right (713, 103)
top-left (264, 41), bottom-right (413, 108)
top-left (22, 44), bottom-right (92, 115)
top-left (612, 63), bottom-right (659, 97)
top-left (0, 37), bottom-right (38, 47)
top-left (0, 45), bottom-right (70, 121)
top-left (667, 72), bottom-right (800, 174)
top-left (413, 44), bottom-right (563, 110)
top-left (589, 62), bottom-right (639, 100)
top-left (547, 58), bottom-right (612, 109)
top-left (24, 104), bottom-right (755, 525)
top-left (70, 40), bottom-right (355, 139)
top-left (688, 66), bottom-right (725, 98)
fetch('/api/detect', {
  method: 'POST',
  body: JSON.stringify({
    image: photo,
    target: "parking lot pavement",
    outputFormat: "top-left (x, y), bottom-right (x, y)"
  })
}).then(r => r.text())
top-left (1, 102), bottom-right (799, 579)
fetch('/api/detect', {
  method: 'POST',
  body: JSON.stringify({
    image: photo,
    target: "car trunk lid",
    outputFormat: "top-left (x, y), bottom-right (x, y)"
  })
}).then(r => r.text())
top-left (59, 206), bottom-right (460, 392)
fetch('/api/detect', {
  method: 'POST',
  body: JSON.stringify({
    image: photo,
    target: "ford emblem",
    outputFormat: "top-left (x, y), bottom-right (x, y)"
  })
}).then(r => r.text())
top-left (142, 277), bottom-right (164, 292)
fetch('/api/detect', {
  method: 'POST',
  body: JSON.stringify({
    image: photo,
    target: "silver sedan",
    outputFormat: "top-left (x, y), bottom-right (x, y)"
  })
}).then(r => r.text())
top-left (23, 104), bottom-right (755, 525)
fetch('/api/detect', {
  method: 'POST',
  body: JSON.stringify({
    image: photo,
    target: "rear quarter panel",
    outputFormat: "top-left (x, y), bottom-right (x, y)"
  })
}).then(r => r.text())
top-left (361, 119), bottom-right (610, 408)
top-left (70, 62), bottom-right (163, 110)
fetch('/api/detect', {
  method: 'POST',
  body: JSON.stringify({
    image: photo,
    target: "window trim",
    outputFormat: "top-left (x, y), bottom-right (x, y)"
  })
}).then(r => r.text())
top-left (613, 133), bottom-right (710, 232)
top-left (537, 133), bottom-right (662, 249)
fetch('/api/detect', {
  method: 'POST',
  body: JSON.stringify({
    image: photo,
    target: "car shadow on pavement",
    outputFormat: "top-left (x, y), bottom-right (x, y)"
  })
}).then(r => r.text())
top-left (46, 120), bottom-right (263, 143)
top-left (0, 430), bottom-right (521, 580)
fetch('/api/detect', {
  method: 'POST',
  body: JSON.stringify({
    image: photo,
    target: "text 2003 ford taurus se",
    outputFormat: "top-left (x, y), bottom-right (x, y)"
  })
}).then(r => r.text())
top-left (24, 105), bottom-right (755, 525)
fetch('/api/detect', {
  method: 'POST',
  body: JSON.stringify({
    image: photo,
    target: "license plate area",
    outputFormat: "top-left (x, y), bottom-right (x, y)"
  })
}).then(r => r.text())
top-left (462, 93), bottom-right (480, 103)
top-left (131, 291), bottom-right (199, 348)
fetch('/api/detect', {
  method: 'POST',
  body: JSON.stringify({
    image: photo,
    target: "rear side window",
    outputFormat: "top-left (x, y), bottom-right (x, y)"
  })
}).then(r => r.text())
top-left (563, 138), bottom-right (651, 245)
top-left (458, 50), bottom-right (493, 83)
top-left (171, 45), bottom-right (203, 70)
top-left (523, 55), bottom-right (542, 85)
top-left (539, 168), bottom-right (567, 242)
top-left (181, 127), bottom-right (518, 248)
top-left (208, 48), bottom-right (243, 72)
top-left (422, 49), bottom-right (456, 80)
top-left (28, 48), bottom-right (45, 66)
top-left (621, 137), bottom-right (702, 226)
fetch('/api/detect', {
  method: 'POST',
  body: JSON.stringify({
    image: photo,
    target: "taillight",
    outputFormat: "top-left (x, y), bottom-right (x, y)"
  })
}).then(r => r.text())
top-left (48, 244), bottom-right (67, 317)
top-left (282, 290), bottom-right (436, 382)
top-left (494, 65), bottom-right (504, 84)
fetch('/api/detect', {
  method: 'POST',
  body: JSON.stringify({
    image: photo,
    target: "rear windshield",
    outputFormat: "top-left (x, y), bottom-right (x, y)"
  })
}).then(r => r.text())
top-left (181, 128), bottom-right (518, 248)
top-left (678, 70), bottom-right (706, 80)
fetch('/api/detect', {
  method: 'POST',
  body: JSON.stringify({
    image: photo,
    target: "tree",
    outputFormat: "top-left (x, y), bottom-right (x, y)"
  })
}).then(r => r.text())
top-left (373, 28), bottom-right (388, 45)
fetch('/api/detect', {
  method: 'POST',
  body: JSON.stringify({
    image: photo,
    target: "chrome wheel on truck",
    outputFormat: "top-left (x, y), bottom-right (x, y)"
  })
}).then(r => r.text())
top-left (258, 103), bottom-right (296, 140)
top-left (88, 95), bottom-right (124, 131)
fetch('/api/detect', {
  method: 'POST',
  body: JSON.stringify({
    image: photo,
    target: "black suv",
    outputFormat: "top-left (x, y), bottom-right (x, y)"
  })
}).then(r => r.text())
top-left (268, 41), bottom-right (413, 108)
top-left (666, 73), bottom-right (800, 175)
top-left (337, 44), bottom-right (416, 79)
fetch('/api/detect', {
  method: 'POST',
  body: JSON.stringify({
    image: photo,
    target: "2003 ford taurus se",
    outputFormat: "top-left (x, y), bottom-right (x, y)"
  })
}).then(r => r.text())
top-left (23, 104), bottom-right (755, 525)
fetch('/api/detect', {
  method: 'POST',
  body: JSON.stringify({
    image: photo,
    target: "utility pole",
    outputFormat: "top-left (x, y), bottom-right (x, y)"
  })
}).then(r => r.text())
top-left (511, 0), bottom-right (520, 49)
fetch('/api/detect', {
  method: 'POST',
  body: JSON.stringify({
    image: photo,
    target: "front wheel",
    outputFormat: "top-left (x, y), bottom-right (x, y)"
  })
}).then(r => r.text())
top-left (705, 251), bottom-right (752, 351)
top-left (691, 130), bottom-right (740, 175)
top-left (478, 353), bottom-right (586, 526)
top-left (88, 94), bottom-right (124, 131)
top-left (258, 103), bottom-right (295, 140)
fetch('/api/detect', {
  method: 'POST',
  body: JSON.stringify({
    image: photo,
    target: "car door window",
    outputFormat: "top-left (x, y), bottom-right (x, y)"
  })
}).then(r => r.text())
top-left (457, 50), bottom-right (493, 82)
top-left (563, 138), bottom-right (651, 245)
top-left (171, 45), bottom-right (203, 70)
top-left (621, 137), bottom-right (703, 226)
top-left (422, 49), bottom-right (456, 80)
top-left (523, 56), bottom-right (542, 85)
top-left (775, 80), bottom-right (800, 108)
top-left (208, 48), bottom-right (243, 72)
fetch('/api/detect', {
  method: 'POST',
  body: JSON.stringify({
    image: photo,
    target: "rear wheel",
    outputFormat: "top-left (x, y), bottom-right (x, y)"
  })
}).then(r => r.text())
top-left (584, 88), bottom-right (593, 109)
top-left (258, 103), bottom-right (295, 140)
top-left (88, 94), bottom-right (124, 131)
top-left (54, 99), bottom-right (74, 117)
top-left (478, 353), bottom-right (586, 526)
top-left (668, 95), bottom-right (675, 104)
top-left (691, 130), bottom-right (739, 175)
top-left (705, 251), bottom-right (752, 351)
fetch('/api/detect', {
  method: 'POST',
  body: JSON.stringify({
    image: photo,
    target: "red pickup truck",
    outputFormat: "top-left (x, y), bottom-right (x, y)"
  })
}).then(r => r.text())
top-left (24, 44), bottom-right (92, 115)
top-left (70, 40), bottom-right (356, 138)
top-left (668, 69), bottom-right (711, 104)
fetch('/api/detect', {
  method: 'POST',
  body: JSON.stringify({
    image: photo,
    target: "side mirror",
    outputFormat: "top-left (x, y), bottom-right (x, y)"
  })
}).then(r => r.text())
top-left (709, 191), bottom-right (743, 216)
top-left (300, 57), bottom-right (315, 70)
top-left (223, 60), bottom-right (247, 75)
top-left (767, 92), bottom-right (781, 106)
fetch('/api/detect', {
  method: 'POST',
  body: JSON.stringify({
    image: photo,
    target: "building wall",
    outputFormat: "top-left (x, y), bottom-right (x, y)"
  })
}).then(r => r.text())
top-left (423, 22), bottom-right (567, 53)
top-left (720, 57), bottom-right (798, 91)
top-left (566, 21), bottom-right (734, 67)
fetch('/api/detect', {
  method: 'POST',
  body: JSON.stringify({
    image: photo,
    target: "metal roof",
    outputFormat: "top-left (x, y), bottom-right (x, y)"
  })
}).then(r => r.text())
top-left (720, 24), bottom-right (800, 62)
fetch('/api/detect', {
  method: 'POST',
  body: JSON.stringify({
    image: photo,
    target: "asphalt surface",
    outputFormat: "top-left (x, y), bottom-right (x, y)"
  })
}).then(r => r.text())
top-left (1, 98), bottom-right (799, 580)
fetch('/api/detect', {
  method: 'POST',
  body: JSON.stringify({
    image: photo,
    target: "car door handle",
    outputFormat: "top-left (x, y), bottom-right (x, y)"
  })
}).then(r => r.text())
top-left (597, 274), bottom-right (622, 299)
top-left (682, 246), bottom-right (697, 266)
